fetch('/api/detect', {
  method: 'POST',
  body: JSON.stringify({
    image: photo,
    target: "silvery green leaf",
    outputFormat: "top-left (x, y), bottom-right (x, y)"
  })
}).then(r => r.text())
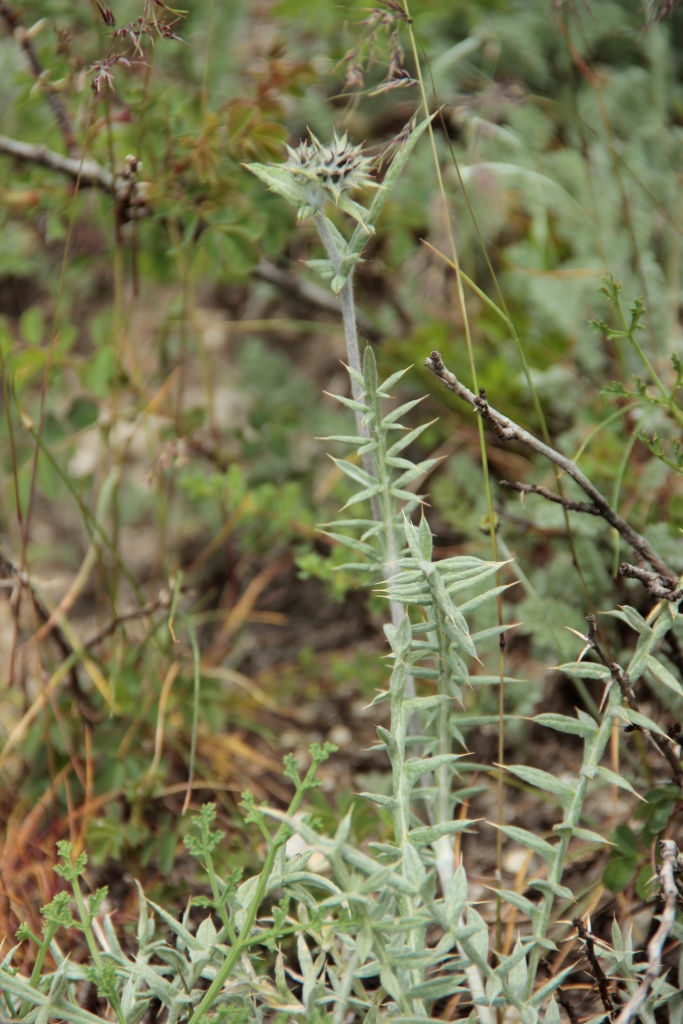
top-left (361, 791), bottom-right (399, 812)
top-left (495, 889), bottom-right (540, 920)
top-left (343, 484), bottom-right (382, 507)
top-left (146, 899), bottom-right (198, 948)
top-left (349, 113), bottom-right (436, 252)
top-left (335, 560), bottom-right (377, 573)
top-left (0, 970), bottom-right (49, 1004)
top-left (408, 820), bottom-right (474, 850)
top-left (382, 397), bottom-right (426, 424)
top-left (340, 845), bottom-right (416, 893)
top-left (386, 420), bottom-right (434, 457)
top-left (44, 1003), bottom-right (113, 1024)
top-left (553, 824), bottom-right (608, 844)
top-left (496, 825), bottom-right (557, 866)
top-left (305, 257), bottom-right (336, 279)
top-left (345, 363), bottom-right (366, 391)
top-left (553, 663), bottom-right (612, 680)
top-left (402, 754), bottom-right (462, 789)
top-left (386, 454), bottom-right (420, 470)
top-left (606, 606), bottom-right (650, 634)
top-left (404, 975), bottom-right (467, 1000)
top-left (47, 961), bottom-right (69, 1001)
top-left (593, 765), bottom-right (641, 796)
top-left (376, 725), bottom-right (398, 756)
top-left (328, 392), bottom-right (370, 415)
top-left (379, 966), bottom-right (404, 1003)
top-left (441, 864), bottom-right (469, 925)
top-left (393, 460), bottom-right (439, 487)
top-left (469, 627), bottom-right (517, 647)
top-left (462, 906), bottom-right (491, 971)
top-left (504, 939), bottom-right (529, 999)
top-left (245, 162), bottom-right (308, 207)
top-left (545, 996), bottom-right (561, 1024)
top-left (130, 961), bottom-right (188, 1006)
top-left (610, 704), bottom-right (668, 736)
top-left (403, 838), bottom-right (427, 885)
top-left (646, 655), bottom-right (683, 696)
top-left (377, 365), bottom-right (412, 395)
top-left (402, 695), bottom-right (452, 716)
top-left (103, 911), bottom-right (127, 959)
top-left (154, 946), bottom-right (191, 978)
top-left (336, 192), bottom-right (373, 231)
top-left (460, 584), bottom-right (514, 616)
top-left (526, 878), bottom-right (574, 902)
top-left (505, 765), bottom-right (575, 807)
top-left (321, 432), bottom-right (367, 444)
top-left (409, 518), bottom-right (434, 560)
top-left (520, 1006), bottom-right (541, 1024)
top-left (534, 712), bottom-right (598, 738)
top-left (391, 486), bottom-right (424, 504)
top-left (362, 345), bottom-right (379, 390)
top-left (321, 532), bottom-right (378, 557)
top-left (444, 563), bottom-right (505, 595)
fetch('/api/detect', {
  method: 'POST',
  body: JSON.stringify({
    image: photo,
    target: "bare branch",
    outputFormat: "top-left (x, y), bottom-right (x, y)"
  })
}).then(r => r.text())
top-left (0, 133), bottom-right (114, 190)
top-left (499, 480), bottom-right (601, 516)
top-left (615, 840), bottom-right (683, 1024)
top-left (0, 137), bottom-right (149, 222)
top-left (424, 349), bottom-right (678, 589)
top-left (573, 916), bottom-right (615, 1019)
top-left (84, 590), bottom-right (173, 649)
top-left (620, 562), bottom-right (683, 602)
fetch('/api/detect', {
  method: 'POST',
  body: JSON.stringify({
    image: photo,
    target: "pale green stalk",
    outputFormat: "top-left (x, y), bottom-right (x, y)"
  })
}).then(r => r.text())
top-left (314, 212), bottom-right (407, 640)
top-left (187, 753), bottom-right (328, 1024)
top-left (526, 685), bottom-right (619, 991)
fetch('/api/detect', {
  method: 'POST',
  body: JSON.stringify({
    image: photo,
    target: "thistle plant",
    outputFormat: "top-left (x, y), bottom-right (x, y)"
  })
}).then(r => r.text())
top-left (5, 326), bottom-right (683, 1024)
top-left (247, 120), bottom-right (433, 640)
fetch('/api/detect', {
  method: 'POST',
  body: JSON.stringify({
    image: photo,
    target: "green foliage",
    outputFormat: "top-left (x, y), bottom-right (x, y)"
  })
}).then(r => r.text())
top-left (3, 1), bottom-right (683, 1022)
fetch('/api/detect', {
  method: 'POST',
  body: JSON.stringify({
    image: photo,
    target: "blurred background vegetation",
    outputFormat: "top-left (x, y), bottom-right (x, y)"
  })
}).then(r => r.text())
top-left (1, 0), bottom-right (682, 959)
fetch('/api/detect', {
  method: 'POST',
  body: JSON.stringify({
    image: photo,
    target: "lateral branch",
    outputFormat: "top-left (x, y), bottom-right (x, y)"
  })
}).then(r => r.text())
top-left (424, 349), bottom-right (679, 596)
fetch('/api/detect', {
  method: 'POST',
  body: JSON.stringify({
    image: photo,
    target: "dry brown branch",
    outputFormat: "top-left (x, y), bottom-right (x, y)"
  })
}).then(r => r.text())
top-left (615, 839), bottom-right (682, 1024)
top-left (424, 349), bottom-right (678, 592)
top-left (574, 916), bottom-right (616, 1019)
top-left (83, 591), bottom-right (173, 648)
top-left (499, 480), bottom-right (602, 515)
top-left (0, 133), bottom-right (114, 189)
top-left (0, 136), bottom-right (149, 222)
top-left (620, 562), bottom-right (683, 602)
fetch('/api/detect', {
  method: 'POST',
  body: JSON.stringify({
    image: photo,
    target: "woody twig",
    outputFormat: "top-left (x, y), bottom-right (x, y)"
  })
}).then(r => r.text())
top-left (424, 350), bottom-right (680, 599)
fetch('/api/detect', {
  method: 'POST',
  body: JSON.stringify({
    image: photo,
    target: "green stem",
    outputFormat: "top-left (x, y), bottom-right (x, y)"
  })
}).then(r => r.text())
top-left (187, 763), bottom-right (320, 1024)
top-left (526, 685), bottom-right (619, 991)
top-left (71, 884), bottom-right (126, 1024)
top-left (615, 295), bottom-right (683, 428)
top-left (315, 211), bottom-right (410, 670)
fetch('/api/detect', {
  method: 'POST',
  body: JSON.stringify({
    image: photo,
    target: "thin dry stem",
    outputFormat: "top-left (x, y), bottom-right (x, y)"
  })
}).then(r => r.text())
top-left (424, 350), bottom-right (678, 590)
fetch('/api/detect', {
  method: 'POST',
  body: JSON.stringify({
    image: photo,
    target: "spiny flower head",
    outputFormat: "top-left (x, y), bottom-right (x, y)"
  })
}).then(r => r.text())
top-left (284, 130), bottom-right (375, 204)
